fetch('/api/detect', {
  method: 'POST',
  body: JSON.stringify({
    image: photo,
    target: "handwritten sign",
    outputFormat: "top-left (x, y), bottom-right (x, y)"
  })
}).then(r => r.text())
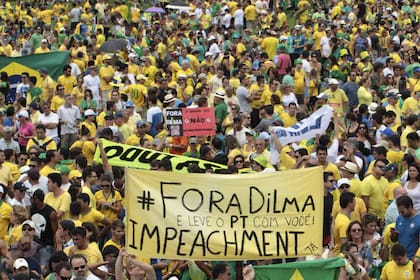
top-left (165, 108), bottom-right (215, 136)
top-left (125, 167), bottom-right (324, 260)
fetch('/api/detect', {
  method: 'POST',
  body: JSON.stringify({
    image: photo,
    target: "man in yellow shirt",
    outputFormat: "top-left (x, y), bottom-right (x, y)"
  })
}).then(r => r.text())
top-left (57, 65), bottom-right (77, 95)
top-left (40, 150), bottom-right (60, 177)
top-left (34, 39), bottom-right (50, 54)
top-left (126, 120), bottom-right (153, 146)
top-left (77, 193), bottom-right (111, 240)
top-left (333, 192), bottom-right (355, 255)
top-left (361, 158), bottom-right (389, 219)
top-left (325, 78), bottom-right (348, 116)
top-left (26, 124), bottom-right (57, 152)
top-left (39, 68), bottom-right (54, 102)
top-left (45, 173), bottom-right (71, 220)
top-left (65, 227), bottom-right (103, 265)
top-left (380, 244), bottom-right (414, 280)
top-left (280, 102), bottom-right (297, 127)
top-left (332, 178), bottom-right (366, 223)
top-left (260, 31), bottom-right (279, 60)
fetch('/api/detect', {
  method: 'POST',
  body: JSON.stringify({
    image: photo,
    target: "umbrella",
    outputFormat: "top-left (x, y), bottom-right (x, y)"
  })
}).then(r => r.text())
top-left (99, 39), bottom-right (128, 53)
top-left (166, 0), bottom-right (191, 11)
top-left (145, 6), bottom-right (166, 13)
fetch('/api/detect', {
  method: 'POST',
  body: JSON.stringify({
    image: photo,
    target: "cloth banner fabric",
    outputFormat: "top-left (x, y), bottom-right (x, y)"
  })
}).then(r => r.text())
top-left (272, 105), bottom-right (333, 146)
top-left (0, 51), bottom-right (70, 102)
top-left (94, 139), bottom-right (229, 173)
top-left (254, 257), bottom-right (345, 280)
top-left (125, 167), bottom-right (324, 260)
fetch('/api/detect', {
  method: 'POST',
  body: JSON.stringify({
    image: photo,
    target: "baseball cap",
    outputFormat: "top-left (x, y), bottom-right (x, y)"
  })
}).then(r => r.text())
top-left (373, 139), bottom-right (389, 149)
top-left (329, 78), bottom-right (339, 85)
top-left (337, 178), bottom-right (350, 188)
top-left (136, 120), bottom-right (146, 128)
top-left (189, 137), bottom-right (198, 144)
top-left (126, 100), bottom-right (135, 108)
top-left (18, 110), bottom-right (29, 119)
top-left (316, 92), bottom-right (328, 99)
top-left (84, 109), bottom-right (97, 117)
top-left (13, 182), bottom-right (28, 192)
top-left (13, 258), bottom-right (29, 270)
top-left (380, 127), bottom-right (394, 138)
top-left (382, 163), bottom-right (398, 173)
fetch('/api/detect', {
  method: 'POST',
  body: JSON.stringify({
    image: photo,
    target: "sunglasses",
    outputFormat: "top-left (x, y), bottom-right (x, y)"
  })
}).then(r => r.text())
top-left (59, 276), bottom-right (72, 280)
top-left (339, 185), bottom-right (350, 189)
top-left (351, 228), bottom-right (362, 232)
top-left (101, 184), bottom-right (111, 187)
top-left (22, 227), bottom-right (33, 231)
top-left (73, 265), bottom-right (86, 271)
top-left (235, 160), bottom-right (244, 164)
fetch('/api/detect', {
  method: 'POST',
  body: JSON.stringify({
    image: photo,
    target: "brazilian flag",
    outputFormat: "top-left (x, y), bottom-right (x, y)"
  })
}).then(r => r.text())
top-left (254, 258), bottom-right (344, 280)
top-left (0, 51), bottom-right (70, 103)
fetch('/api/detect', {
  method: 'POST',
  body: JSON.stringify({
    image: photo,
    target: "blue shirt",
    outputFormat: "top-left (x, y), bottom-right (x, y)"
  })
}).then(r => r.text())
top-left (396, 213), bottom-right (420, 259)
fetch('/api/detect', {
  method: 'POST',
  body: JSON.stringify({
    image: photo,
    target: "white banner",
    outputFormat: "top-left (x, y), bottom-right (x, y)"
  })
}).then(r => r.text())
top-left (273, 105), bottom-right (333, 146)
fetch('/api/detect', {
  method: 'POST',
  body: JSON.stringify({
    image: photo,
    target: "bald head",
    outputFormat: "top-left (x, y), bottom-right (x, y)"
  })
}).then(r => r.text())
top-left (394, 186), bottom-right (408, 200)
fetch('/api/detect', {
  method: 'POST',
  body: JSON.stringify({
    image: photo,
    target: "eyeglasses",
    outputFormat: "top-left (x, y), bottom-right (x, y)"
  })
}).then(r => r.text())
top-left (22, 226), bottom-right (33, 231)
top-left (328, 180), bottom-right (335, 183)
top-left (101, 184), bottom-right (111, 187)
top-left (359, 126), bottom-right (366, 129)
top-left (351, 228), bottom-right (362, 232)
top-left (235, 160), bottom-right (244, 164)
top-left (339, 185), bottom-right (350, 189)
top-left (59, 276), bottom-right (72, 280)
top-left (73, 265), bottom-right (86, 271)
top-left (28, 164), bottom-right (36, 168)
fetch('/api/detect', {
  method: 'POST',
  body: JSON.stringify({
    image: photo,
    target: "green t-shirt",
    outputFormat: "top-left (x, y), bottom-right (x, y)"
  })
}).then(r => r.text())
top-left (28, 87), bottom-right (42, 102)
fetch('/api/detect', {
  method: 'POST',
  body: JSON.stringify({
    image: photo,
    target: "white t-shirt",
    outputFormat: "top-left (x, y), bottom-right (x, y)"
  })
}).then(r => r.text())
top-left (233, 9), bottom-right (244, 26)
top-left (83, 74), bottom-right (101, 101)
top-left (38, 112), bottom-right (59, 138)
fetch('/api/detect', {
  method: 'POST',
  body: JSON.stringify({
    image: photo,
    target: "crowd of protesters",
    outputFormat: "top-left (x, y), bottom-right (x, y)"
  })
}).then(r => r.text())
top-left (0, 0), bottom-right (420, 279)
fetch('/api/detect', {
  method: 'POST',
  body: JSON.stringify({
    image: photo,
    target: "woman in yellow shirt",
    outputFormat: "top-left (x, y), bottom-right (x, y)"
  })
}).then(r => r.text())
top-left (94, 180), bottom-right (122, 223)
top-left (357, 78), bottom-right (373, 106)
top-left (5, 205), bottom-right (27, 247)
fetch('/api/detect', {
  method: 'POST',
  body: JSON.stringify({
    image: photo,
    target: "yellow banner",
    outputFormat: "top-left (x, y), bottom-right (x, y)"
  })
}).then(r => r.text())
top-left (94, 139), bottom-right (229, 173)
top-left (125, 167), bottom-right (324, 260)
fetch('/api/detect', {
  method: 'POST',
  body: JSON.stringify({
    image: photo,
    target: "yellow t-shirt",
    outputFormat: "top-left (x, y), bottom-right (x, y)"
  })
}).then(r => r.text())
top-left (325, 88), bottom-right (348, 115)
top-left (401, 97), bottom-right (419, 116)
top-left (40, 165), bottom-right (59, 177)
top-left (380, 260), bottom-right (413, 280)
top-left (333, 212), bottom-right (351, 255)
top-left (44, 191), bottom-right (71, 218)
top-left (79, 208), bottom-right (104, 228)
top-left (81, 121), bottom-right (97, 139)
top-left (64, 242), bottom-right (103, 264)
top-left (57, 75), bottom-right (77, 95)
top-left (280, 113), bottom-right (297, 128)
top-left (70, 140), bottom-right (96, 165)
top-left (361, 175), bottom-right (389, 218)
top-left (51, 95), bottom-right (65, 112)
top-left (124, 84), bottom-right (147, 108)
top-left (293, 69), bottom-right (305, 95)
top-left (0, 202), bottom-right (12, 239)
top-left (94, 190), bottom-right (123, 222)
top-left (332, 197), bottom-right (366, 223)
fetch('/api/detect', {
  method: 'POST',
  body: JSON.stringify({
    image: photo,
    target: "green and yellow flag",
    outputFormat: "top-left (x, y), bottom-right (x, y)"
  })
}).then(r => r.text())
top-left (0, 51), bottom-right (70, 102)
top-left (254, 258), bottom-right (345, 280)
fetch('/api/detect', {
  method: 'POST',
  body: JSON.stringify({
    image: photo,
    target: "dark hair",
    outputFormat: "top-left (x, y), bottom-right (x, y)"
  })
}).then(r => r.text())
top-left (346, 221), bottom-right (364, 241)
top-left (212, 263), bottom-right (229, 279)
top-left (340, 192), bottom-right (355, 209)
top-left (316, 145), bottom-right (328, 154)
top-left (77, 193), bottom-right (90, 204)
top-left (82, 166), bottom-right (96, 181)
top-left (70, 254), bottom-right (88, 266)
top-left (391, 243), bottom-right (407, 257)
top-left (49, 253), bottom-right (69, 273)
top-left (45, 150), bottom-right (56, 162)
top-left (70, 201), bottom-right (82, 215)
top-left (75, 155), bottom-right (88, 169)
top-left (407, 164), bottom-right (420, 182)
top-left (48, 172), bottom-right (62, 187)
top-left (55, 261), bottom-right (72, 274)
top-left (82, 222), bottom-right (98, 243)
top-left (323, 171), bottom-right (333, 182)
top-left (362, 213), bottom-right (378, 226)
top-left (71, 227), bottom-right (87, 238)
top-left (397, 195), bottom-right (414, 209)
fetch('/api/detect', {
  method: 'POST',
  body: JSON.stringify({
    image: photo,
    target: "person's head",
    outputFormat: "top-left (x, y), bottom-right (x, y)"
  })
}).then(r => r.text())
top-left (391, 244), bottom-right (408, 266)
top-left (339, 192), bottom-right (355, 211)
top-left (397, 195), bottom-right (415, 218)
top-left (373, 158), bottom-right (388, 176)
top-left (362, 213), bottom-right (378, 234)
top-left (82, 166), bottom-right (98, 184)
top-left (48, 252), bottom-right (69, 277)
top-left (46, 150), bottom-right (59, 164)
top-left (323, 171), bottom-right (334, 190)
top-left (407, 131), bottom-right (420, 149)
top-left (12, 205), bottom-right (27, 225)
top-left (13, 258), bottom-right (29, 275)
top-left (316, 145), bottom-right (328, 163)
top-left (58, 219), bottom-right (75, 239)
top-left (70, 254), bottom-right (88, 278)
top-left (212, 263), bottom-right (230, 280)
top-left (48, 172), bottom-right (62, 192)
top-left (254, 137), bottom-right (266, 153)
top-left (77, 193), bottom-right (90, 209)
top-left (30, 189), bottom-right (45, 207)
top-left (111, 220), bottom-right (125, 241)
top-left (71, 227), bottom-right (88, 249)
top-left (55, 261), bottom-right (72, 280)
top-left (408, 164), bottom-right (420, 182)
top-left (346, 221), bottom-right (364, 241)
top-left (99, 174), bottom-right (113, 189)
top-left (82, 222), bottom-right (98, 243)
top-left (35, 124), bottom-right (47, 140)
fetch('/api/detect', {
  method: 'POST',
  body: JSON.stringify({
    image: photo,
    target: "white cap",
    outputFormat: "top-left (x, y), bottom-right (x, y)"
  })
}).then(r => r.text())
top-left (208, 35), bottom-right (216, 41)
top-left (383, 68), bottom-right (393, 77)
top-left (316, 92), bottom-right (328, 99)
top-left (205, 52), bottom-right (213, 57)
top-left (13, 258), bottom-right (29, 270)
top-left (84, 109), bottom-right (96, 117)
top-left (280, 35), bottom-right (288, 41)
top-left (128, 53), bottom-right (137, 59)
top-left (337, 178), bottom-right (351, 188)
top-left (328, 78), bottom-right (339, 85)
top-left (18, 110), bottom-right (29, 119)
top-left (20, 165), bottom-right (30, 174)
top-left (41, 39), bottom-right (48, 43)
top-left (59, 27), bottom-right (66, 32)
